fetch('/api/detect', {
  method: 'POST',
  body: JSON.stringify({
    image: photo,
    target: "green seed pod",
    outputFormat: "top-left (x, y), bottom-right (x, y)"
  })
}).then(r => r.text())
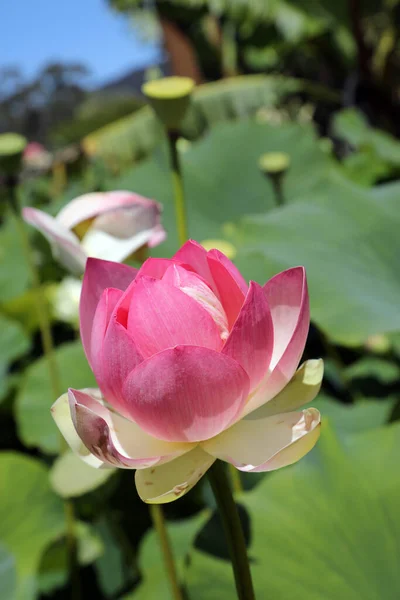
top-left (142, 76), bottom-right (195, 131)
top-left (258, 152), bottom-right (290, 177)
top-left (0, 133), bottom-right (27, 176)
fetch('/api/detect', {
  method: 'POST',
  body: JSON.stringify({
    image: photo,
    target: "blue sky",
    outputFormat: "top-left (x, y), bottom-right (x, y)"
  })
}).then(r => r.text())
top-left (1, 0), bottom-right (161, 87)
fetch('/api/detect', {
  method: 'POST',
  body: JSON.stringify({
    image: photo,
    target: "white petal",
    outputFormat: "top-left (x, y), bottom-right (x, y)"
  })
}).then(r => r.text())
top-left (23, 207), bottom-right (86, 274)
top-left (51, 390), bottom-right (103, 468)
top-left (245, 359), bottom-right (323, 420)
top-left (81, 228), bottom-right (154, 263)
top-left (135, 447), bottom-right (215, 504)
top-left (202, 408), bottom-right (321, 472)
top-left (52, 388), bottom-right (193, 470)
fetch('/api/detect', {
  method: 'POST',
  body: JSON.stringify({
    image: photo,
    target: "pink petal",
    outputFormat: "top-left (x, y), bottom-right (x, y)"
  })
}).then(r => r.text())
top-left (148, 224), bottom-right (167, 247)
top-left (207, 249), bottom-right (248, 295)
top-left (162, 264), bottom-right (229, 340)
top-left (222, 281), bottom-right (274, 393)
top-left (90, 288), bottom-right (123, 374)
top-left (173, 240), bottom-right (216, 290)
top-left (207, 252), bottom-right (245, 329)
top-left (67, 388), bottom-right (192, 469)
top-left (122, 345), bottom-right (250, 442)
top-left (137, 258), bottom-right (178, 280)
top-left (264, 266), bottom-right (309, 369)
top-left (22, 207), bottom-right (86, 274)
top-left (80, 258), bottom-right (137, 364)
top-left (127, 277), bottom-right (223, 357)
top-left (94, 318), bottom-right (144, 418)
top-left (136, 257), bottom-right (196, 282)
top-left (243, 267), bottom-right (309, 416)
top-left (57, 191), bottom-right (161, 230)
top-left (202, 408), bottom-right (320, 472)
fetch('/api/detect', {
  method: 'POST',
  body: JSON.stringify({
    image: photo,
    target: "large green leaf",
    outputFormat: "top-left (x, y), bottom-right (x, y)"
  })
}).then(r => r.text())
top-left (186, 421), bottom-right (400, 599)
top-left (333, 108), bottom-right (400, 166)
top-left (0, 216), bottom-right (30, 303)
top-left (344, 357), bottom-right (400, 385)
top-left (231, 168), bottom-right (400, 345)
top-left (124, 510), bottom-right (209, 599)
top-left (0, 543), bottom-right (16, 600)
top-left (0, 314), bottom-right (30, 401)
top-left (0, 453), bottom-right (65, 600)
top-left (95, 518), bottom-right (129, 599)
top-left (308, 395), bottom-right (395, 433)
top-left (15, 340), bottom-right (96, 454)
top-left (38, 521), bottom-right (103, 596)
top-left (116, 118), bottom-right (335, 256)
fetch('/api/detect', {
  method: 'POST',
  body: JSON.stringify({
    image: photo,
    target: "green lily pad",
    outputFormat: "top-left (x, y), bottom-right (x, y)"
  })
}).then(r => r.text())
top-left (0, 543), bottom-right (16, 600)
top-left (0, 313), bottom-right (30, 401)
top-left (333, 108), bottom-right (400, 166)
top-left (116, 119), bottom-right (335, 257)
top-left (186, 420), bottom-right (400, 599)
top-left (124, 510), bottom-right (209, 600)
top-left (308, 395), bottom-right (395, 434)
top-left (38, 521), bottom-right (103, 596)
top-left (232, 170), bottom-right (400, 346)
top-left (15, 340), bottom-right (96, 454)
top-left (0, 453), bottom-right (65, 600)
top-left (95, 518), bottom-right (130, 599)
top-left (344, 358), bottom-right (400, 385)
top-left (0, 216), bottom-right (30, 303)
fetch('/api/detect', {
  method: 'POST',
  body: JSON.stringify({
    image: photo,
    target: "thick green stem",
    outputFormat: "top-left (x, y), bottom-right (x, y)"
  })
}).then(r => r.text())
top-left (150, 505), bottom-right (184, 600)
top-left (208, 461), bottom-right (255, 600)
top-left (167, 131), bottom-right (189, 246)
top-left (229, 463), bottom-right (243, 494)
top-left (271, 177), bottom-right (285, 207)
top-left (6, 177), bottom-right (80, 600)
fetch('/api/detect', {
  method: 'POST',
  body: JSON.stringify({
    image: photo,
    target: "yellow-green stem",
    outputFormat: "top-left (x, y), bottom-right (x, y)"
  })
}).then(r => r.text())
top-left (229, 464), bottom-right (243, 493)
top-left (150, 505), bottom-right (183, 600)
top-left (167, 130), bottom-right (189, 246)
top-left (7, 178), bottom-right (80, 600)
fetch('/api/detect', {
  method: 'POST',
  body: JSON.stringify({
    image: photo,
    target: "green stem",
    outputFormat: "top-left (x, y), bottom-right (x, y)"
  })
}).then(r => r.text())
top-left (167, 130), bottom-right (189, 246)
top-left (6, 177), bottom-right (80, 600)
top-left (221, 20), bottom-right (238, 78)
top-left (271, 177), bottom-right (285, 207)
top-left (208, 461), bottom-right (255, 600)
top-left (149, 505), bottom-right (184, 600)
top-left (229, 463), bottom-right (243, 494)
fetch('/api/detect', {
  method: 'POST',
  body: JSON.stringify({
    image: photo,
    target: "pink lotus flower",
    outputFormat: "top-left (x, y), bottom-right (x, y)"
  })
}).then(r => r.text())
top-left (23, 191), bottom-right (166, 274)
top-left (52, 240), bottom-right (322, 503)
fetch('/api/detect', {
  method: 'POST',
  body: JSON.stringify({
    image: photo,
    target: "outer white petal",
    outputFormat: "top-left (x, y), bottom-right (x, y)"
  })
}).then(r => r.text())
top-left (201, 408), bottom-right (321, 472)
top-left (23, 207), bottom-right (86, 274)
top-left (244, 359), bottom-right (324, 421)
top-left (135, 447), bottom-right (215, 504)
top-left (80, 228), bottom-right (155, 263)
top-left (51, 389), bottom-right (103, 468)
top-left (51, 388), bottom-right (193, 470)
